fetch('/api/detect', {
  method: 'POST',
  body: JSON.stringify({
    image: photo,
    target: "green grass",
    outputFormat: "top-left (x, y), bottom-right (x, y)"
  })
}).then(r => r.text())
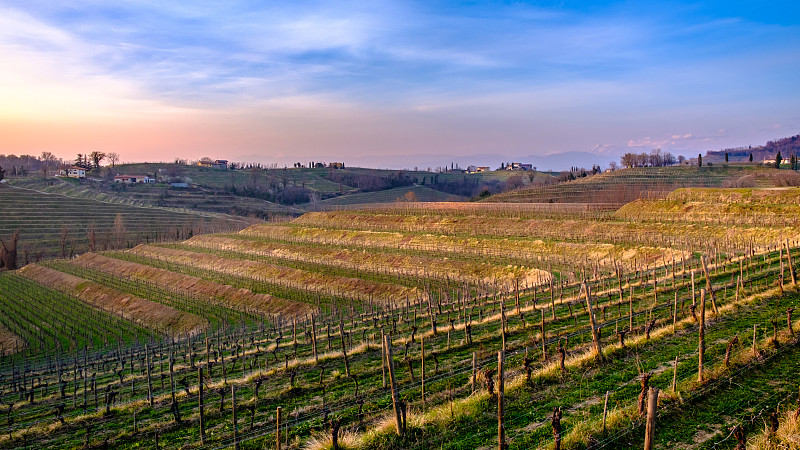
top-left (0, 273), bottom-right (154, 354)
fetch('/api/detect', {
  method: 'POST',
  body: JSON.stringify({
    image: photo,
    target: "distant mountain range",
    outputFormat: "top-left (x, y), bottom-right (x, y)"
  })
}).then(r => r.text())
top-left (233, 134), bottom-right (800, 173)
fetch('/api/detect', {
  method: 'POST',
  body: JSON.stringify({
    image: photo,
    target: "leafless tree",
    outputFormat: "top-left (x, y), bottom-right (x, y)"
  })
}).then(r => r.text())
top-left (40, 152), bottom-right (56, 176)
top-left (90, 151), bottom-right (106, 170)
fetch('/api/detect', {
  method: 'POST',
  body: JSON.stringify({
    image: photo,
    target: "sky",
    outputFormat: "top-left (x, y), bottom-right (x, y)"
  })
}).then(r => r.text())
top-left (0, 0), bottom-right (798, 170)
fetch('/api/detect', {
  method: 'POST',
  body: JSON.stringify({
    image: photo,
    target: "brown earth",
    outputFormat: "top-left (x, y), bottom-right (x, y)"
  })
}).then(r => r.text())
top-left (74, 252), bottom-right (313, 317)
top-left (0, 324), bottom-right (24, 356)
top-left (129, 244), bottom-right (420, 306)
top-left (18, 264), bottom-right (207, 336)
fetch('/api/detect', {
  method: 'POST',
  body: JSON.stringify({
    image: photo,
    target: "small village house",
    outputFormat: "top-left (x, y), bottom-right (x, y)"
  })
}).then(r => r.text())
top-left (58, 166), bottom-right (86, 178)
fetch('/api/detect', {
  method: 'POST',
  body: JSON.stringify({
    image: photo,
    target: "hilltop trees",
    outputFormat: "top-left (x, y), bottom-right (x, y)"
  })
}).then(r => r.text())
top-left (620, 149), bottom-right (677, 168)
top-left (73, 152), bottom-right (107, 171)
top-left (90, 151), bottom-right (106, 170)
top-left (0, 154), bottom-right (64, 177)
top-left (0, 165), bottom-right (5, 182)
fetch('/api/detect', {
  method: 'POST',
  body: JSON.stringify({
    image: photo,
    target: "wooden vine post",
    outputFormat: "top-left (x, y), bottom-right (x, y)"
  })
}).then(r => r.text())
top-left (583, 283), bottom-right (605, 363)
top-left (701, 256), bottom-right (719, 315)
top-left (145, 344), bottom-right (153, 406)
top-left (339, 322), bottom-right (351, 377)
top-left (381, 328), bottom-right (387, 388)
top-left (629, 285), bottom-right (634, 332)
top-left (311, 314), bottom-right (318, 363)
top-left (500, 306), bottom-right (507, 352)
top-left (421, 337), bottom-right (426, 405)
top-left (497, 350), bottom-right (506, 450)
top-left (786, 239), bottom-right (797, 285)
top-left (672, 356), bottom-right (678, 393)
top-left (541, 308), bottom-right (547, 361)
top-left (643, 387), bottom-right (659, 450)
top-left (698, 289), bottom-right (706, 383)
top-left (472, 352), bottom-right (477, 394)
top-left (672, 291), bottom-right (678, 333)
top-left (276, 406), bottom-right (282, 450)
top-left (552, 406), bottom-right (563, 450)
top-left (169, 350), bottom-right (180, 422)
top-left (384, 334), bottom-right (404, 436)
top-left (601, 390), bottom-right (609, 435)
top-left (232, 384), bottom-right (239, 450)
top-left (198, 367), bottom-right (205, 445)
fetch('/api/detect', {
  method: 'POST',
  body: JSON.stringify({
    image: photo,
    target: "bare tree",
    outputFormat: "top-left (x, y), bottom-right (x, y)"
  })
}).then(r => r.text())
top-left (107, 152), bottom-right (120, 167)
top-left (88, 223), bottom-right (97, 252)
top-left (0, 232), bottom-right (19, 270)
top-left (113, 214), bottom-right (127, 249)
top-left (90, 151), bottom-right (106, 170)
top-left (60, 225), bottom-right (69, 258)
top-left (503, 175), bottom-right (525, 192)
top-left (165, 163), bottom-right (185, 181)
top-left (40, 152), bottom-right (56, 176)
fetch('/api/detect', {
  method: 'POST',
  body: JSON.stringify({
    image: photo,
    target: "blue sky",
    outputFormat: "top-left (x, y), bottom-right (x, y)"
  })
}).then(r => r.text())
top-left (0, 0), bottom-right (798, 168)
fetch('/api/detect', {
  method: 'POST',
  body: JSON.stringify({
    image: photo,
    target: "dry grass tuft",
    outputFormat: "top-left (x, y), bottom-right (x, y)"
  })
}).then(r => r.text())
top-left (303, 429), bottom-right (362, 450)
top-left (747, 408), bottom-right (800, 450)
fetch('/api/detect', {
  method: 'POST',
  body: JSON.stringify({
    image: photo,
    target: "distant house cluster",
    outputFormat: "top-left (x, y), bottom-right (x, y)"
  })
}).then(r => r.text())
top-left (465, 163), bottom-right (534, 173)
top-left (197, 159), bottom-right (228, 169)
top-left (114, 175), bottom-right (154, 184)
top-left (466, 165), bottom-right (490, 173)
top-left (506, 162), bottom-right (533, 171)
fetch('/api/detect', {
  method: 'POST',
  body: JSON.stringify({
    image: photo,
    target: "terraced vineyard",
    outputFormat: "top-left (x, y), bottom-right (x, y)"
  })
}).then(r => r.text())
top-left (484, 165), bottom-right (790, 204)
top-left (617, 187), bottom-right (800, 227)
top-left (309, 185), bottom-right (467, 207)
top-left (0, 184), bottom-right (248, 261)
top-left (0, 187), bottom-right (798, 449)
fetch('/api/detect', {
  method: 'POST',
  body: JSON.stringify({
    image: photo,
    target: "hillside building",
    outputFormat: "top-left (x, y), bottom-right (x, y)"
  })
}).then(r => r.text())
top-left (197, 159), bottom-right (229, 169)
top-left (114, 175), bottom-right (154, 184)
top-left (58, 166), bottom-right (86, 178)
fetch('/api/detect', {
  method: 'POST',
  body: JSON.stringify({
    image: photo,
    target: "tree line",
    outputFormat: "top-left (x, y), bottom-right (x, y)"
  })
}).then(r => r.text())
top-left (619, 148), bottom-right (678, 168)
top-left (0, 151), bottom-right (120, 178)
